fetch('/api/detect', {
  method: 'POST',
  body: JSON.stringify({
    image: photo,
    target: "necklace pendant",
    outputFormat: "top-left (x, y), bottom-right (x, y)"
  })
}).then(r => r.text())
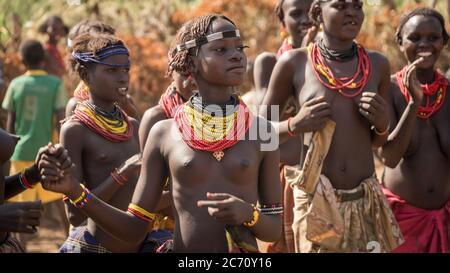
top-left (213, 150), bottom-right (224, 162)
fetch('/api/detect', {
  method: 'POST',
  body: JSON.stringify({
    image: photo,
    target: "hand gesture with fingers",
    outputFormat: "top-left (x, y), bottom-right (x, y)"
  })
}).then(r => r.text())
top-left (290, 96), bottom-right (331, 133)
top-left (0, 201), bottom-right (42, 234)
top-left (403, 57), bottom-right (426, 105)
top-left (197, 192), bottom-right (254, 226)
top-left (37, 144), bottom-right (73, 183)
top-left (40, 164), bottom-right (78, 196)
top-left (359, 92), bottom-right (389, 134)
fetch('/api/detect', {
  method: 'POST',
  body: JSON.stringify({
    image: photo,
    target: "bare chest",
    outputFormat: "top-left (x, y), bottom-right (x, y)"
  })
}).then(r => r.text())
top-left (82, 129), bottom-right (139, 177)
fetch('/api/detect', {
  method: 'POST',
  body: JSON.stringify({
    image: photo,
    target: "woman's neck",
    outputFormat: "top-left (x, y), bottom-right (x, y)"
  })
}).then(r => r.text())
top-left (415, 67), bottom-right (436, 85)
top-left (322, 34), bottom-right (355, 52)
top-left (195, 82), bottom-right (234, 105)
top-left (48, 37), bottom-right (58, 46)
top-left (88, 96), bottom-right (116, 112)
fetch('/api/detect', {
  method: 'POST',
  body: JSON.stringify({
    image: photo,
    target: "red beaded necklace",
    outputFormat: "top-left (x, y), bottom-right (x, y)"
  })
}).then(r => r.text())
top-left (277, 37), bottom-right (294, 57)
top-left (174, 96), bottom-right (253, 162)
top-left (309, 42), bottom-right (371, 98)
top-left (73, 101), bottom-right (134, 142)
top-left (396, 66), bottom-right (448, 119)
top-left (158, 82), bottom-right (187, 119)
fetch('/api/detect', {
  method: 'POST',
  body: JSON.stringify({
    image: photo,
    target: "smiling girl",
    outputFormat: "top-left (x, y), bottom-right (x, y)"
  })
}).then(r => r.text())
top-left (260, 0), bottom-right (403, 252)
top-left (380, 8), bottom-right (450, 253)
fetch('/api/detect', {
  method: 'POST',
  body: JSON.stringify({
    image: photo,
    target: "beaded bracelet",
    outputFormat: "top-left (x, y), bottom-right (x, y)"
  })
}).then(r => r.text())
top-left (128, 203), bottom-right (157, 222)
top-left (67, 184), bottom-right (92, 209)
top-left (111, 168), bottom-right (127, 186)
top-left (19, 172), bottom-right (33, 189)
top-left (243, 204), bottom-right (260, 227)
top-left (287, 117), bottom-right (297, 137)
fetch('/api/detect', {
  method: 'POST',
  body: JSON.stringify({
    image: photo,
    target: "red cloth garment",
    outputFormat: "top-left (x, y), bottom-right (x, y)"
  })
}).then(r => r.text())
top-left (277, 38), bottom-right (294, 57)
top-left (383, 187), bottom-right (450, 253)
top-left (45, 43), bottom-right (65, 70)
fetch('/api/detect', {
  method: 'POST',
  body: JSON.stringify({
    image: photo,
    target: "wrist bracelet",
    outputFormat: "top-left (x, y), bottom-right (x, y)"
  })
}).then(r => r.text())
top-left (243, 204), bottom-right (260, 228)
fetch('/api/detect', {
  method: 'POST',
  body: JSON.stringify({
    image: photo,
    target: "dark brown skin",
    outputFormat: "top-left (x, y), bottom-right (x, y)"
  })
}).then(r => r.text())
top-left (380, 15), bottom-right (450, 209)
top-left (138, 72), bottom-right (195, 214)
top-left (0, 130), bottom-right (71, 243)
top-left (60, 53), bottom-right (142, 252)
top-left (65, 93), bottom-right (141, 121)
top-left (254, 0), bottom-right (316, 166)
top-left (261, 0), bottom-right (390, 190)
top-left (42, 18), bottom-right (282, 253)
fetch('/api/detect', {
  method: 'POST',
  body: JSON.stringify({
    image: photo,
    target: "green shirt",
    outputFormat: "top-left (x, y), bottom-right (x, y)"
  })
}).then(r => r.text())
top-left (2, 70), bottom-right (68, 161)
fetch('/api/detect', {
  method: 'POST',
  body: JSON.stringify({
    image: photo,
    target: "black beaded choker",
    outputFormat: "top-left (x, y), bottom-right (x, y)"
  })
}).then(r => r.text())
top-left (317, 39), bottom-right (358, 62)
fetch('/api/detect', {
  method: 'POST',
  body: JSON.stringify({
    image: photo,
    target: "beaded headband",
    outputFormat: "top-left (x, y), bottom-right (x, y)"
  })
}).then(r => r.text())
top-left (174, 29), bottom-right (241, 54)
top-left (72, 44), bottom-right (130, 67)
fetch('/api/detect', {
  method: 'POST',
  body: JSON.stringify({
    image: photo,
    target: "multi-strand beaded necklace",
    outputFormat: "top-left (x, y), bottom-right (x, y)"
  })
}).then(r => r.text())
top-left (174, 93), bottom-right (253, 162)
top-left (309, 39), bottom-right (371, 98)
top-left (396, 67), bottom-right (448, 119)
top-left (73, 101), bottom-right (133, 142)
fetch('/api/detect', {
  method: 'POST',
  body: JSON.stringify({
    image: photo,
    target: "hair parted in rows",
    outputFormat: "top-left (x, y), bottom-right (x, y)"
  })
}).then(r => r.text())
top-left (68, 33), bottom-right (126, 79)
top-left (167, 13), bottom-right (236, 77)
top-left (395, 7), bottom-right (449, 46)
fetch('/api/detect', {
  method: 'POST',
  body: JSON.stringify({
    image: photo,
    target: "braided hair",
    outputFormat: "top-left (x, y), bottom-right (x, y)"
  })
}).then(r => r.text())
top-left (167, 14), bottom-right (236, 76)
top-left (395, 7), bottom-right (449, 46)
top-left (68, 33), bottom-right (125, 79)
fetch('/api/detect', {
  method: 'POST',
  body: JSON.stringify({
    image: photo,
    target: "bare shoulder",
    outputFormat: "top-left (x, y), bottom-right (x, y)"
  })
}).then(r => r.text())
top-left (60, 119), bottom-right (86, 141)
top-left (147, 118), bottom-right (174, 141)
top-left (367, 50), bottom-right (390, 70)
top-left (65, 97), bottom-right (80, 117)
top-left (254, 51), bottom-right (277, 67)
top-left (277, 47), bottom-right (309, 68)
top-left (141, 106), bottom-right (167, 129)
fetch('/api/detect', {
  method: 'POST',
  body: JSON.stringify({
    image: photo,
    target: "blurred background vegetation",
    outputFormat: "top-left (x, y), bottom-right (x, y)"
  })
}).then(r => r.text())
top-left (0, 0), bottom-right (449, 120)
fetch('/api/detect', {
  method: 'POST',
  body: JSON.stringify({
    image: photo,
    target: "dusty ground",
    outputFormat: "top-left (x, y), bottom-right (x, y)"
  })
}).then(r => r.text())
top-left (26, 203), bottom-right (66, 253)
top-left (26, 156), bottom-right (385, 253)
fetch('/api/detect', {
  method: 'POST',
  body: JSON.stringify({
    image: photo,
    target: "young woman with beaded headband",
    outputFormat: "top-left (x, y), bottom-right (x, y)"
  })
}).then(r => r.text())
top-left (65, 20), bottom-right (140, 121)
top-left (41, 14), bottom-right (282, 252)
top-left (252, 0), bottom-right (317, 253)
top-left (260, 0), bottom-right (404, 252)
top-left (379, 8), bottom-right (450, 253)
top-left (56, 33), bottom-right (164, 253)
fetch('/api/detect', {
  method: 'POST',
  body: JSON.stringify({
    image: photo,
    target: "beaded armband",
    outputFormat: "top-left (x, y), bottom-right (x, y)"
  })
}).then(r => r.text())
top-left (128, 203), bottom-right (157, 222)
top-left (258, 203), bottom-right (284, 216)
